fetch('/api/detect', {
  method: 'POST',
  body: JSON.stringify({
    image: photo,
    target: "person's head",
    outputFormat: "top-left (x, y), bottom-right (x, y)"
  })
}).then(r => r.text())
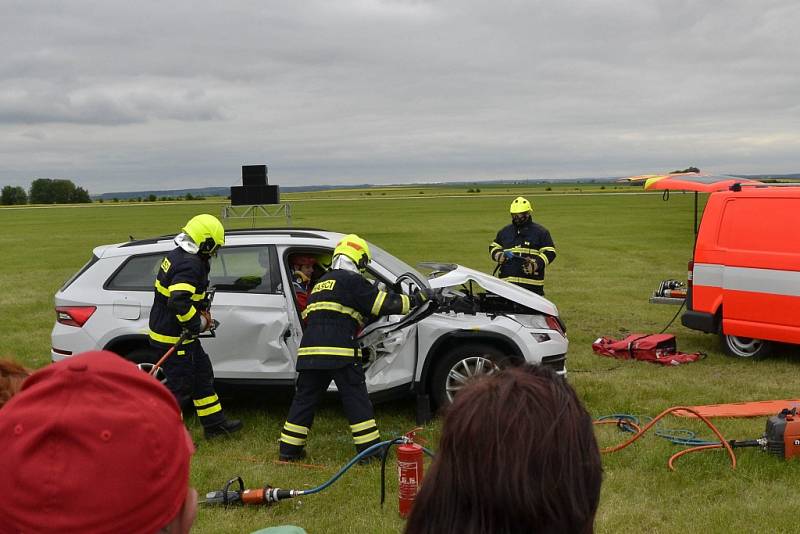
top-left (0, 359), bottom-right (31, 409)
top-left (509, 196), bottom-right (532, 227)
top-left (0, 351), bottom-right (196, 533)
top-left (291, 255), bottom-right (317, 279)
top-left (183, 213), bottom-right (225, 257)
top-left (332, 234), bottom-right (371, 272)
top-left (404, 365), bottom-right (602, 534)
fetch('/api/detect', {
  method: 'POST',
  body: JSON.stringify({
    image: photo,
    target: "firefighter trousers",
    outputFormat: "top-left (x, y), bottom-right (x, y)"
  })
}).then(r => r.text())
top-left (279, 363), bottom-right (381, 457)
top-left (151, 340), bottom-right (226, 429)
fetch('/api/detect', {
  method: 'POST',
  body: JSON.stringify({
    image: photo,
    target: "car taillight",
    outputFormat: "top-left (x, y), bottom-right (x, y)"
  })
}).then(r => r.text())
top-left (56, 306), bottom-right (96, 327)
top-left (545, 315), bottom-right (565, 336)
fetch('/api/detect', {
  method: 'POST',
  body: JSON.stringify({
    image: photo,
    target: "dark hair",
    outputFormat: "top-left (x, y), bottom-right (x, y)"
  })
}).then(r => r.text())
top-left (404, 365), bottom-right (602, 534)
top-left (0, 359), bottom-right (31, 409)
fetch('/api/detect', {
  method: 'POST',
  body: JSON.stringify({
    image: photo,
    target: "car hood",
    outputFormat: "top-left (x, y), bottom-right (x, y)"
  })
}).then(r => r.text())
top-left (421, 262), bottom-right (559, 316)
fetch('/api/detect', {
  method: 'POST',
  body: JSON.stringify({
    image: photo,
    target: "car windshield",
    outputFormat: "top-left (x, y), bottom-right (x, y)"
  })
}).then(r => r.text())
top-left (369, 242), bottom-right (422, 280)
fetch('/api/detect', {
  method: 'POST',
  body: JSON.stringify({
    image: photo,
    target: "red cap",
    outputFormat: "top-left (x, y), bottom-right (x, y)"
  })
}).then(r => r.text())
top-left (292, 255), bottom-right (317, 267)
top-left (0, 351), bottom-right (194, 533)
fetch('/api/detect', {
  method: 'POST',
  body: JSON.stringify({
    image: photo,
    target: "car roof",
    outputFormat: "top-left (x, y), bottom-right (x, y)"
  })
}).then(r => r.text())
top-left (95, 228), bottom-right (343, 258)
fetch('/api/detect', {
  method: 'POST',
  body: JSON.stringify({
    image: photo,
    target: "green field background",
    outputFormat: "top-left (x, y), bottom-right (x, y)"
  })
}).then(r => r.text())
top-left (2, 185), bottom-right (799, 533)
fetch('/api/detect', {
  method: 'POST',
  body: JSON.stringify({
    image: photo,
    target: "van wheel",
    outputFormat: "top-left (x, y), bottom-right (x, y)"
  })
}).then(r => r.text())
top-left (430, 343), bottom-right (510, 408)
top-left (721, 334), bottom-right (773, 360)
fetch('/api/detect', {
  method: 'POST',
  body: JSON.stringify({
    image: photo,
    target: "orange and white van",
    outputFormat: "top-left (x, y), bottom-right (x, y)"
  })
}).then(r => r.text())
top-left (681, 185), bottom-right (800, 358)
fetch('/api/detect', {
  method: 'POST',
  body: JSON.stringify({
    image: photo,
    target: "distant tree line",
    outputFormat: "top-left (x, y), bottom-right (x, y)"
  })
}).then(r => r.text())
top-left (1, 179), bottom-right (90, 205)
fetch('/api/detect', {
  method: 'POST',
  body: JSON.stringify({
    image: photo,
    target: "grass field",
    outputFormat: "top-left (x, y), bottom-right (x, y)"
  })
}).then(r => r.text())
top-left (2, 185), bottom-right (799, 533)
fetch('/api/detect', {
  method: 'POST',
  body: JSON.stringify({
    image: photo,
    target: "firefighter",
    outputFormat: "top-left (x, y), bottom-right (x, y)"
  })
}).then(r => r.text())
top-left (279, 234), bottom-right (433, 462)
top-left (149, 214), bottom-right (243, 439)
top-left (489, 196), bottom-right (556, 296)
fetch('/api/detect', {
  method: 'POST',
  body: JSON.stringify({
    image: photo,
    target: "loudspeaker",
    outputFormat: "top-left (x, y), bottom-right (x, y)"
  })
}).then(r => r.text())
top-left (242, 165), bottom-right (267, 186)
top-left (229, 185), bottom-right (281, 205)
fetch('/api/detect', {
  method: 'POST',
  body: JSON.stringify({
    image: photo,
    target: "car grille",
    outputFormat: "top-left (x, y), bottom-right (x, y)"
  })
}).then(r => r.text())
top-left (541, 354), bottom-right (566, 373)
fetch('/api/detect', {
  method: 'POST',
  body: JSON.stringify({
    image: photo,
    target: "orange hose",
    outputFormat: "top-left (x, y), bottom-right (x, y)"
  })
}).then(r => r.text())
top-left (668, 443), bottom-right (726, 471)
top-left (595, 406), bottom-right (736, 470)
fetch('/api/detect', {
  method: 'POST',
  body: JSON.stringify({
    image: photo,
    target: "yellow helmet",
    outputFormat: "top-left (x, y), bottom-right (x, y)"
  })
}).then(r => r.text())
top-left (510, 196), bottom-right (533, 214)
top-left (183, 214), bottom-right (225, 256)
top-left (333, 234), bottom-right (371, 271)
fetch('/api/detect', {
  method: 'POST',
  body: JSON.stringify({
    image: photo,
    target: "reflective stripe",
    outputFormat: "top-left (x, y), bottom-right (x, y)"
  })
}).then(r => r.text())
top-left (194, 394), bottom-right (219, 407)
top-left (400, 294), bottom-right (410, 314)
top-left (694, 263), bottom-right (800, 297)
top-left (540, 246), bottom-right (556, 254)
top-left (169, 282), bottom-right (197, 293)
top-left (280, 433), bottom-right (306, 446)
top-left (148, 330), bottom-right (195, 345)
top-left (284, 422), bottom-right (309, 435)
top-left (353, 430), bottom-right (380, 444)
top-left (155, 280), bottom-right (171, 297)
top-left (297, 346), bottom-right (356, 358)
top-left (196, 403), bottom-right (222, 417)
top-left (350, 419), bottom-right (377, 433)
top-left (302, 301), bottom-right (364, 324)
top-left (371, 291), bottom-right (387, 315)
top-left (177, 306), bottom-right (196, 322)
top-left (503, 276), bottom-right (544, 286)
top-left (191, 292), bottom-right (205, 301)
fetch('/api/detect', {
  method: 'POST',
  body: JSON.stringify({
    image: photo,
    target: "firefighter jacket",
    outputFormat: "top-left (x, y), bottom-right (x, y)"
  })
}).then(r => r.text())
top-left (149, 247), bottom-right (210, 346)
top-left (489, 219), bottom-right (556, 291)
top-left (297, 269), bottom-right (413, 370)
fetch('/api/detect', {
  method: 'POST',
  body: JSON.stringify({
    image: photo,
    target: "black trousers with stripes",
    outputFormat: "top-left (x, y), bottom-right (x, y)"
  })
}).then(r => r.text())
top-left (280, 363), bottom-right (379, 456)
top-left (151, 340), bottom-right (225, 429)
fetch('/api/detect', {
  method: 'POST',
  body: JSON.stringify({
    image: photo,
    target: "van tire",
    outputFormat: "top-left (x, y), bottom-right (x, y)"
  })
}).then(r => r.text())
top-left (721, 334), bottom-right (773, 360)
top-left (430, 343), bottom-right (511, 409)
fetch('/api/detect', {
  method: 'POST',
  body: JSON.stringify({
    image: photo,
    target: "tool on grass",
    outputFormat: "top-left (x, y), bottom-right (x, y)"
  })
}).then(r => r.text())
top-left (598, 406), bottom-right (800, 470)
top-left (202, 430), bottom-right (434, 517)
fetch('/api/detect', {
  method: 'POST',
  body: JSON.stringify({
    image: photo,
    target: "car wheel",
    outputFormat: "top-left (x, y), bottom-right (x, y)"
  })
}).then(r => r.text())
top-left (430, 343), bottom-right (510, 408)
top-left (720, 333), bottom-right (773, 360)
top-left (125, 346), bottom-right (168, 383)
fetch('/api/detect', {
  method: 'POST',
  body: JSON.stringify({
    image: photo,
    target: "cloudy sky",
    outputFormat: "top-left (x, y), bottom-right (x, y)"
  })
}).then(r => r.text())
top-left (2, 0), bottom-right (799, 194)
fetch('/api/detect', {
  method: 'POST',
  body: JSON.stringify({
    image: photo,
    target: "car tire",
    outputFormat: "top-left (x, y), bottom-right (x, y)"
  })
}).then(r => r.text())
top-left (720, 333), bottom-right (773, 360)
top-left (124, 346), bottom-right (168, 384)
top-left (430, 343), bottom-right (511, 408)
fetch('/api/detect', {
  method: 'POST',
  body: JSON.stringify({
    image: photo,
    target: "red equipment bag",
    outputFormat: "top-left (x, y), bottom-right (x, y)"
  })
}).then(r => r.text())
top-left (591, 334), bottom-right (704, 366)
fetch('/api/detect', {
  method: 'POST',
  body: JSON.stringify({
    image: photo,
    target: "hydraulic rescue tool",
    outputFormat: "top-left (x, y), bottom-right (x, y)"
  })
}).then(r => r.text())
top-left (598, 406), bottom-right (800, 470)
top-left (202, 431), bottom-right (433, 516)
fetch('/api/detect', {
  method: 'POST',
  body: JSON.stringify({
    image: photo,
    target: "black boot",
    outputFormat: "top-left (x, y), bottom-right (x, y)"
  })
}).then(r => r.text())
top-left (279, 449), bottom-right (307, 462)
top-left (204, 418), bottom-right (243, 439)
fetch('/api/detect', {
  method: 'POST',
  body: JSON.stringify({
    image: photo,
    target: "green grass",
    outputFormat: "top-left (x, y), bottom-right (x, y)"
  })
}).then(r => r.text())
top-left (2, 186), bottom-right (799, 533)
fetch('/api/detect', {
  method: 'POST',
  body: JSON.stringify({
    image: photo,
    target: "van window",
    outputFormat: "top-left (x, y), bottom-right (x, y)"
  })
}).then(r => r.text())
top-left (718, 198), bottom-right (800, 254)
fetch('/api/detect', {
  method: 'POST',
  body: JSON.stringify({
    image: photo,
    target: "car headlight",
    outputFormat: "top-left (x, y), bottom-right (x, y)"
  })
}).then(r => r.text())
top-left (509, 314), bottom-right (549, 330)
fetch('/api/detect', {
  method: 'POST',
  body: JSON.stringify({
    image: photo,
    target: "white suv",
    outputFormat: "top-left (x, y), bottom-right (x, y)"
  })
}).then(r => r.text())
top-left (52, 228), bottom-right (568, 409)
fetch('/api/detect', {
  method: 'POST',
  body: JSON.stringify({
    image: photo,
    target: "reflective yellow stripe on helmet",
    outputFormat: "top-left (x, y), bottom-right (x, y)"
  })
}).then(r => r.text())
top-left (302, 302), bottom-right (364, 325)
top-left (297, 346), bottom-right (356, 358)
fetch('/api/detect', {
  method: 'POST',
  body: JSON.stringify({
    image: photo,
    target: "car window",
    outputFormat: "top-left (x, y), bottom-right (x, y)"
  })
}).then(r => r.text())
top-left (105, 253), bottom-right (163, 291)
top-left (211, 245), bottom-right (280, 294)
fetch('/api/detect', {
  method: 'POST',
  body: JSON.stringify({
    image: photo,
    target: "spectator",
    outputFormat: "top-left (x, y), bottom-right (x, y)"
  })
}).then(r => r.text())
top-left (404, 365), bottom-right (602, 534)
top-left (0, 359), bottom-right (31, 409)
top-left (0, 351), bottom-right (197, 533)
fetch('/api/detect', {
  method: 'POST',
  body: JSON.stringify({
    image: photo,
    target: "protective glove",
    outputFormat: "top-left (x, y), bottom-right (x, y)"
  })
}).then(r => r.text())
top-left (412, 287), bottom-right (441, 307)
top-left (199, 310), bottom-right (213, 332)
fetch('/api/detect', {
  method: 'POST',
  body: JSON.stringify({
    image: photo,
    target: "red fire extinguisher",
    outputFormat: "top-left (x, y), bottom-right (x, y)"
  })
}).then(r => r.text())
top-left (397, 429), bottom-right (424, 518)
